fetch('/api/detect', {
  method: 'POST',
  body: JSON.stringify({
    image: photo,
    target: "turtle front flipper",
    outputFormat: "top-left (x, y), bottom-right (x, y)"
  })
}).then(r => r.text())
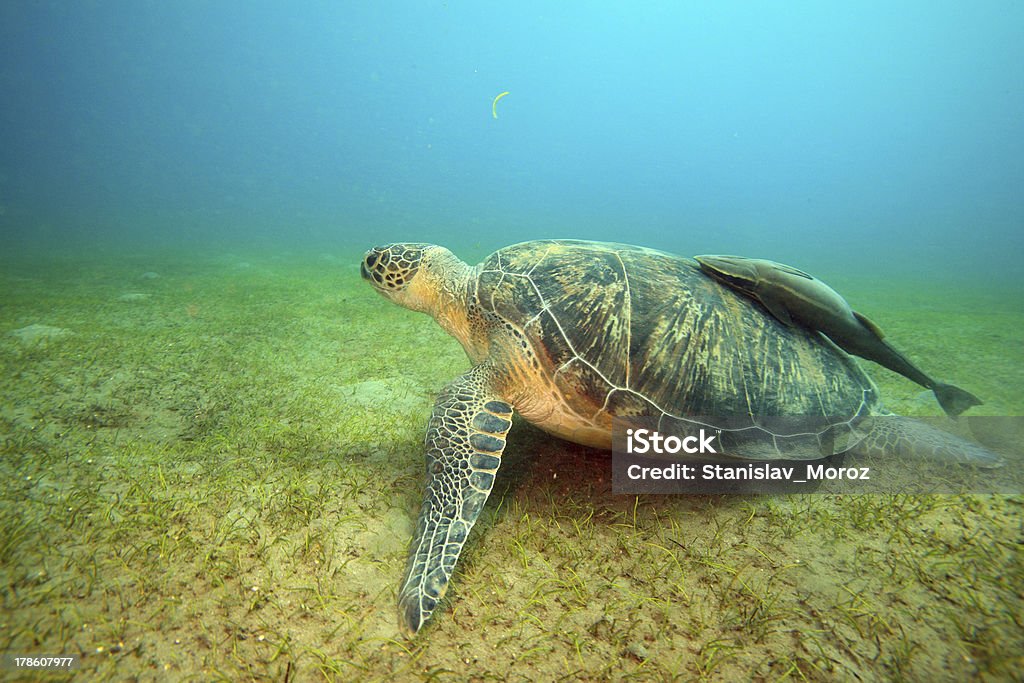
top-left (398, 365), bottom-right (513, 636)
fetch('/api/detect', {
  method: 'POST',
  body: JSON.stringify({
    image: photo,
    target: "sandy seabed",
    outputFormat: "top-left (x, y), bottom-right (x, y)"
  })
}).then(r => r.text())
top-left (1, 247), bottom-right (1021, 681)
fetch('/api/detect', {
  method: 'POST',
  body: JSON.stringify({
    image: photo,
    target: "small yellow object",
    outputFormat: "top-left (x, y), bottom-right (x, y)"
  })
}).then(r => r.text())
top-left (492, 91), bottom-right (510, 119)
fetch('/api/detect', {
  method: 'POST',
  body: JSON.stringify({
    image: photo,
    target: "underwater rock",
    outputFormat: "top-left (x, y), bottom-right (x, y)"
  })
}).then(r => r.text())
top-left (10, 324), bottom-right (72, 346)
top-left (139, 271), bottom-right (160, 280)
top-left (626, 642), bottom-right (650, 661)
top-left (117, 292), bottom-right (150, 302)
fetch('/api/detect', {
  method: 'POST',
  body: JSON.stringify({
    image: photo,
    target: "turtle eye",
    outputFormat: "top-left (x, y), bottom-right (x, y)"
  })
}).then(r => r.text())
top-left (365, 252), bottom-right (378, 268)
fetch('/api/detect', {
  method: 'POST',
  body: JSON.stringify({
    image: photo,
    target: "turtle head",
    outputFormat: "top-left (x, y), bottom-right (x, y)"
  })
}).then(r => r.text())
top-left (361, 243), bottom-right (430, 305)
top-left (361, 243), bottom-right (473, 319)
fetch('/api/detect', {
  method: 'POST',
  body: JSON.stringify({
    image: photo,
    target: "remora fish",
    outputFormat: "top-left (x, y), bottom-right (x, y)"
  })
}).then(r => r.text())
top-left (695, 255), bottom-right (982, 417)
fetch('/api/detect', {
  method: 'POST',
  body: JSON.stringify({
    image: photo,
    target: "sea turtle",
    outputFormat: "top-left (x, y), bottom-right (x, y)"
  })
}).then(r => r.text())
top-left (694, 255), bottom-right (982, 417)
top-left (360, 239), bottom-right (999, 635)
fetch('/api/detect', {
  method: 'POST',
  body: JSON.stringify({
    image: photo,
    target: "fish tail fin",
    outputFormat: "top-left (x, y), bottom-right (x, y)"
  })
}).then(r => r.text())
top-left (934, 383), bottom-right (983, 417)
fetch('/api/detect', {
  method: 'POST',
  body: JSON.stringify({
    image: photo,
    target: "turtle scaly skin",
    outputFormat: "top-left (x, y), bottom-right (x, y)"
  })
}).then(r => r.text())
top-left (360, 239), bottom-right (1000, 636)
top-left (395, 365), bottom-right (512, 633)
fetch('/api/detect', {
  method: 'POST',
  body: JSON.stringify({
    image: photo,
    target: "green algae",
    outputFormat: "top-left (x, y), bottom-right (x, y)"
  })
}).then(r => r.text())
top-left (0, 248), bottom-right (1020, 681)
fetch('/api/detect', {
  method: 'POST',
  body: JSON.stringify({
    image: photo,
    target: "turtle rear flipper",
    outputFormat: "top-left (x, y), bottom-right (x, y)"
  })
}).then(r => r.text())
top-left (397, 365), bottom-right (513, 636)
top-left (852, 415), bottom-right (1002, 468)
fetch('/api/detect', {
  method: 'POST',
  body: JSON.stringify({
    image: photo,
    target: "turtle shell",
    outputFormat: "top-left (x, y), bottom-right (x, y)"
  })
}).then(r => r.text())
top-left (473, 240), bottom-right (879, 459)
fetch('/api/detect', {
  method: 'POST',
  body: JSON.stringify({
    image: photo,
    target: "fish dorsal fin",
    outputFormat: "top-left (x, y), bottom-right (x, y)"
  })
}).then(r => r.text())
top-left (768, 262), bottom-right (814, 280)
top-left (853, 311), bottom-right (885, 340)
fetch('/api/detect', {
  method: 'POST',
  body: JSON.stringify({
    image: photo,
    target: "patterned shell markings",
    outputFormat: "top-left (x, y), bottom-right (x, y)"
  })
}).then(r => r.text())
top-left (476, 242), bottom-right (618, 413)
top-left (475, 240), bottom-right (878, 427)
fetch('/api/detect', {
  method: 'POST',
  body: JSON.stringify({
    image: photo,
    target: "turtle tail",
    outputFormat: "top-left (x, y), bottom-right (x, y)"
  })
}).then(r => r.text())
top-left (932, 382), bottom-right (983, 418)
top-left (851, 415), bottom-right (1002, 468)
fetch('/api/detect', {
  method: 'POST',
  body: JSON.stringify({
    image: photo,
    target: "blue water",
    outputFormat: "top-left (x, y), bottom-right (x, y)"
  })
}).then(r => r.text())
top-left (1, 1), bottom-right (1022, 281)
